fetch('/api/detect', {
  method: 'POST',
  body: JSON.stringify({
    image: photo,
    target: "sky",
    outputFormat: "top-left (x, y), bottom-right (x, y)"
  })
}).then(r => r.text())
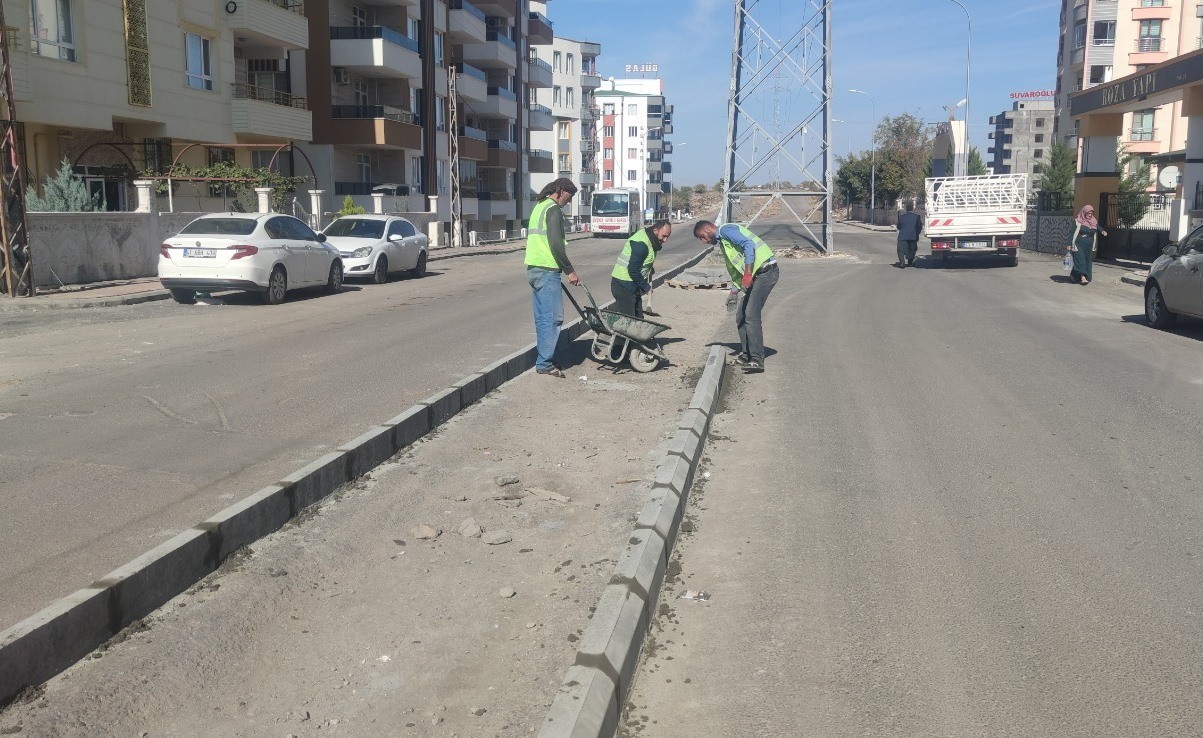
top-left (547, 0), bottom-right (1062, 186)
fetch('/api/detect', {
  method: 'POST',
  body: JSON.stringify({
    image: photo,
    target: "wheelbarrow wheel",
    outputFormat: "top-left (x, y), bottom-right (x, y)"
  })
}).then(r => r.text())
top-left (630, 347), bottom-right (659, 373)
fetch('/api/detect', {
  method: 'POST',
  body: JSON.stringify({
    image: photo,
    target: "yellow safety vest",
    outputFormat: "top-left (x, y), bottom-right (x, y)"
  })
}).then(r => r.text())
top-left (718, 224), bottom-right (774, 283)
top-left (525, 198), bottom-right (560, 269)
top-left (611, 228), bottom-right (657, 282)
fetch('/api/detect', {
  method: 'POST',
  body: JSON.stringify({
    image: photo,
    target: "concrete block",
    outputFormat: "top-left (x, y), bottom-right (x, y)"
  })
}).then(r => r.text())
top-left (383, 405), bottom-right (431, 450)
top-left (538, 665), bottom-right (619, 738)
top-left (506, 344), bottom-right (537, 379)
top-left (665, 428), bottom-right (703, 465)
top-left (574, 585), bottom-right (647, 703)
top-left (92, 527), bottom-right (216, 627)
top-left (0, 587), bottom-right (112, 707)
top-left (610, 529), bottom-right (667, 605)
top-left (337, 425), bottom-right (397, 478)
top-left (677, 407), bottom-right (710, 440)
top-left (277, 451), bottom-right (350, 511)
top-left (454, 372), bottom-right (489, 409)
top-left (199, 485), bottom-right (291, 562)
top-left (652, 454), bottom-right (692, 496)
top-left (480, 358), bottom-right (510, 392)
top-left (635, 487), bottom-right (685, 546)
top-left (420, 386), bottom-right (462, 428)
top-left (687, 373), bottom-right (720, 416)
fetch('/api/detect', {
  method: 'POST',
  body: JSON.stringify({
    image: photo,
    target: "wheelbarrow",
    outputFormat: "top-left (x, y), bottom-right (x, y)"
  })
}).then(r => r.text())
top-left (562, 283), bottom-right (670, 373)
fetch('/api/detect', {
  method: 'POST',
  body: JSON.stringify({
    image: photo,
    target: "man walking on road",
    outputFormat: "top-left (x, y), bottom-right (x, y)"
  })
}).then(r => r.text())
top-left (693, 220), bottom-right (778, 374)
top-left (526, 177), bottom-right (580, 378)
top-left (897, 201), bottom-right (923, 268)
top-left (611, 219), bottom-right (671, 318)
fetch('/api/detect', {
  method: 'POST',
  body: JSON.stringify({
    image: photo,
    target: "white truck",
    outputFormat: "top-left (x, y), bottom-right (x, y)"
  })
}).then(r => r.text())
top-left (924, 173), bottom-right (1028, 266)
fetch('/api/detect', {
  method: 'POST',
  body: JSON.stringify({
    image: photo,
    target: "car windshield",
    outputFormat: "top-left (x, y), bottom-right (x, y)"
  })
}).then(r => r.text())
top-left (324, 219), bottom-right (385, 239)
top-left (179, 218), bottom-right (258, 236)
top-left (592, 195), bottom-right (629, 216)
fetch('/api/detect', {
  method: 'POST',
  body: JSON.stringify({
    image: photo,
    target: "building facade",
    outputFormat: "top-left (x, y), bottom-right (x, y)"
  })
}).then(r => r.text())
top-left (594, 77), bottom-right (673, 218)
top-left (988, 101), bottom-right (1054, 185)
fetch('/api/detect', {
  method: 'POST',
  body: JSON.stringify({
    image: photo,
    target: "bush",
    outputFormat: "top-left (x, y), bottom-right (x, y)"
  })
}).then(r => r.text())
top-left (338, 194), bottom-right (366, 216)
top-left (27, 158), bottom-right (102, 212)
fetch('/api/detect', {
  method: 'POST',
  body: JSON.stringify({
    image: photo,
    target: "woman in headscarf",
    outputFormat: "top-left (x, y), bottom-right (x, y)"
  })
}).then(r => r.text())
top-left (1068, 205), bottom-right (1107, 285)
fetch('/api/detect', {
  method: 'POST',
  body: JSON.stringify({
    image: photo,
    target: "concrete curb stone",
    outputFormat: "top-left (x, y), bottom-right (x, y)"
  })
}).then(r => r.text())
top-left (538, 665), bottom-right (620, 738)
top-left (453, 372), bottom-right (489, 409)
top-left (609, 529), bottom-right (668, 604)
top-left (199, 485), bottom-right (291, 562)
top-left (383, 405), bottom-right (432, 451)
top-left (633, 487), bottom-right (685, 547)
top-left (420, 386), bottom-right (462, 428)
top-left (337, 425), bottom-right (398, 479)
top-left (572, 585), bottom-right (648, 697)
top-left (277, 451), bottom-right (351, 511)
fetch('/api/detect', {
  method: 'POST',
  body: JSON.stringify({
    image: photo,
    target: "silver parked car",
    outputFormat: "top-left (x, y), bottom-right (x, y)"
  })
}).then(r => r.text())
top-left (1146, 224), bottom-right (1203, 328)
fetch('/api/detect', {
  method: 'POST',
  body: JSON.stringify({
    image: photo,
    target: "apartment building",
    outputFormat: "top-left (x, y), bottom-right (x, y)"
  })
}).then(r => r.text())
top-left (1055, 0), bottom-right (1117, 145)
top-left (595, 77), bottom-right (673, 218)
top-left (527, 28), bottom-right (601, 223)
top-left (6, 0), bottom-right (311, 210)
top-left (298, 0), bottom-right (551, 236)
top-left (988, 101), bottom-right (1054, 185)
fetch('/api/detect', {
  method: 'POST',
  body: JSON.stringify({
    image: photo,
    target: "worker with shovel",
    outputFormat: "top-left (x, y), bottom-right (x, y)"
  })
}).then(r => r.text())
top-left (610, 219), bottom-right (671, 318)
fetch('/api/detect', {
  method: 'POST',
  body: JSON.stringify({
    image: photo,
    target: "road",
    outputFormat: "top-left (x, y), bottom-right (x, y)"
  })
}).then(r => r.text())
top-left (627, 226), bottom-right (1203, 735)
top-left (0, 234), bottom-right (700, 630)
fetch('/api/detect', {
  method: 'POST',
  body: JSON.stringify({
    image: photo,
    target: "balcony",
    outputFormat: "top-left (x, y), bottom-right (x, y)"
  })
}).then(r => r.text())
top-left (579, 170), bottom-right (597, 186)
top-left (326, 105), bottom-right (422, 150)
top-left (646, 137), bottom-right (663, 151)
top-left (529, 149), bottom-right (554, 173)
top-left (475, 86), bottom-right (518, 119)
top-left (580, 72), bottom-right (601, 89)
top-left (580, 139), bottom-right (595, 153)
top-left (528, 57), bottom-right (553, 88)
top-left (448, 0), bottom-right (487, 43)
top-left (1134, 37), bottom-right (1163, 52)
top-left (231, 83), bottom-right (311, 141)
top-left (458, 125), bottom-right (488, 160)
top-left (663, 142), bottom-right (672, 154)
top-left (646, 160), bottom-right (662, 173)
top-left (581, 105), bottom-right (599, 122)
top-left (580, 42), bottom-right (601, 56)
top-left (486, 139), bottom-right (518, 168)
top-left (528, 11), bottom-right (553, 45)
top-left (227, 0), bottom-right (308, 50)
top-left (334, 182), bottom-right (411, 196)
top-left (477, 191), bottom-right (516, 221)
top-left (461, 31), bottom-right (518, 69)
top-left (528, 102), bottom-right (554, 131)
top-left (662, 162), bottom-right (671, 174)
top-left (330, 26), bottom-right (422, 80)
top-left (474, 0), bottom-right (517, 17)
top-left (1130, 127), bottom-right (1157, 141)
top-left (455, 63), bottom-right (488, 102)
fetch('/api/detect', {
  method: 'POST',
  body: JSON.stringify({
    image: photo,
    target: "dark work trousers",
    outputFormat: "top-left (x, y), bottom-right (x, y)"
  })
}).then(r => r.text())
top-left (736, 264), bottom-right (779, 363)
top-left (610, 277), bottom-right (643, 318)
top-left (897, 238), bottom-right (918, 266)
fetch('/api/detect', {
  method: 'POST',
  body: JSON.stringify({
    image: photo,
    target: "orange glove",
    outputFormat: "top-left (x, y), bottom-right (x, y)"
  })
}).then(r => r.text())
top-left (741, 271), bottom-right (753, 289)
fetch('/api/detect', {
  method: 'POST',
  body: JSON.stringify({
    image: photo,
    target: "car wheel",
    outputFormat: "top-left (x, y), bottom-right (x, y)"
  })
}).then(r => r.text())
top-left (262, 266), bottom-right (287, 305)
top-left (1146, 281), bottom-right (1177, 328)
top-left (1008, 252), bottom-right (1019, 267)
top-left (372, 256), bottom-right (389, 284)
top-left (170, 288), bottom-right (196, 305)
top-left (325, 261), bottom-right (344, 294)
top-left (410, 251), bottom-right (427, 278)
top-left (629, 347), bottom-right (660, 373)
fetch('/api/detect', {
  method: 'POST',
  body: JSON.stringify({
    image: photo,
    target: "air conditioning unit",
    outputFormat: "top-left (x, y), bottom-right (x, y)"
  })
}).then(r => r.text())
top-left (486, 17), bottom-right (507, 30)
top-left (333, 67), bottom-right (350, 85)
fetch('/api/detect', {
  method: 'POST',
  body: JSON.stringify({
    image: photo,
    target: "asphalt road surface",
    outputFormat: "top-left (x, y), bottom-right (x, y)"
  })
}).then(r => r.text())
top-left (0, 234), bottom-right (701, 630)
top-left (627, 225), bottom-right (1203, 735)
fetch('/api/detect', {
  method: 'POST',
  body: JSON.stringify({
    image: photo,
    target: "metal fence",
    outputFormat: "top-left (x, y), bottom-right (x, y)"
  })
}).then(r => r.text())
top-left (1097, 192), bottom-right (1171, 263)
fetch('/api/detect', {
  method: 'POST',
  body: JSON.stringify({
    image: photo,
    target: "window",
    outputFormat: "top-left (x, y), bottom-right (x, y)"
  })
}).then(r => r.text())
top-left (558, 122), bottom-right (570, 139)
top-left (434, 32), bottom-right (444, 65)
top-left (1035, 118), bottom-right (1045, 128)
top-left (1034, 133), bottom-right (1045, 143)
top-left (435, 95), bottom-right (446, 132)
top-left (566, 87), bottom-right (574, 107)
top-left (566, 53), bottom-right (575, 74)
top-left (558, 154), bottom-right (570, 170)
top-left (627, 147), bottom-right (637, 159)
top-left (603, 125), bottom-right (614, 137)
top-left (185, 32), bottom-right (213, 90)
top-left (1132, 109), bottom-right (1155, 141)
top-left (1072, 20), bottom-right (1086, 50)
top-left (1088, 65), bottom-right (1112, 85)
top-left (407, 18), bottom-right (420, 41)
top-left (603, 103), bottom-right (615, 115)
top-left (351, 5), bottom-right (367, 27)
top-left (437, 160), bottom-right (447, 195)
top-left (627, 104), bottom-right (638, 115)
top-left (354, 80), bottom-right (369, 107)
top-left (411, 155), bottom-right (423, 193)
top-left (357, 153), bottom-right (372, 182)
top-left (1034, 149), bottom-right (1044, 158)
top-left (553, 86), bottom-right (561, 106)
top-left (1140, 0), bottom-right (1165, 6)
top-left (553, 51), bottom-right (561, 71)
top-left (30, 0), bottom-right (76, 61)
top-left (1138, 20), bottom-right (1162, 51)
top-left (604, 147), bottom-right (613, 160)
top-left (1092, 20), bottom-right (1115, 46)
top-left (627, 169), bottom-right (637, 182)
top-left (628, 126), bottom-right (638, 137)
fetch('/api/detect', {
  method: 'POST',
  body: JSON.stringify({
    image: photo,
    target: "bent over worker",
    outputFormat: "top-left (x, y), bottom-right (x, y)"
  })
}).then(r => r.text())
top-left (610, 219), bottom-right (672, 318)
top-left (693, 220), bottom-right (778, 374)
top-left (526, 177), bottom-right (580, 378)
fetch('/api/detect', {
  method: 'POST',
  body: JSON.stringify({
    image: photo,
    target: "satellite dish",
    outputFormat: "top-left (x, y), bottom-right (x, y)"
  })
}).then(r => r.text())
top-left (1158, 165), bottom-right (1181, 190)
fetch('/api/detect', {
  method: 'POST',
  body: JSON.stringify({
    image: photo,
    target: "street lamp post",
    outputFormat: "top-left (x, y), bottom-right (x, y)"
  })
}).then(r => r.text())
top-left (668, 142), bottom-right (687, 218)
top-left (848, 89), bottom-right (876, 216)
top-left (947, 0), bottom-right (972, 176)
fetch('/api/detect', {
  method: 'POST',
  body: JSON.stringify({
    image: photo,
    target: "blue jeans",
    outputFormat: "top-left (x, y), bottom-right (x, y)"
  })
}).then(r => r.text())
top-left (528, 267), bottom-right (563, 371)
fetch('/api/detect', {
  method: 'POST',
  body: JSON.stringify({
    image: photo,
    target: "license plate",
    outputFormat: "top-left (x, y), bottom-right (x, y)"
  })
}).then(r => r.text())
top-left (183, 248), bottom-right (216, 258)
top-left (960, 241), bottom-right (990, 249)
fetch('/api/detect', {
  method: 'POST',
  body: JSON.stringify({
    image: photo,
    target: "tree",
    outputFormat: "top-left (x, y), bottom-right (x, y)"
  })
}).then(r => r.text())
top-left (870, 113), bottom-right (933, 206)
top-left (338, 194), bottom-right (366, 216)
top-left (1116, 147), bottom-right (1151, 227)
top-left (967, 146), bottom-right (987, 176)
top-left (835, 152), bottom-right (873, 206)
top-left (714, 177), bottom-right (725, 192)
top-left (692, 183), bottom-right (706, 194)
top-left (27, 158), bottom-right (102, 212)
top-left (1038, 141), bottom-right (1076, 210)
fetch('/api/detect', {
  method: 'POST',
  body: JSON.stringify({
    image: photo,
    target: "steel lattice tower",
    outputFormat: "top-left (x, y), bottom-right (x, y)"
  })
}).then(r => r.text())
top-left (722, 0), bottom-right (833, 253)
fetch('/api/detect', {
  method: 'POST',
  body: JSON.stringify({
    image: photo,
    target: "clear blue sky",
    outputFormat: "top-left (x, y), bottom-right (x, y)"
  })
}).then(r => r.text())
top-left (548, 0), bottom-right (1061, 185)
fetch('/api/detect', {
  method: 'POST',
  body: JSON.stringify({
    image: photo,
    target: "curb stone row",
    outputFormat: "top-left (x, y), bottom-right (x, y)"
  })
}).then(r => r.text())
top-left (0, 246), bottom-right (712, 709)
top-left (538, 346), bottom-right (728, 738)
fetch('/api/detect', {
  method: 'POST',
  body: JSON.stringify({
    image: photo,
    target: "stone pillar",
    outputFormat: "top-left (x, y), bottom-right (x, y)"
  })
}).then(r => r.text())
top-left (372, 192), bottom-right (385, 214)
top-left (132, 179), bottom-right (155, 213)
top-left (426, 196), bottom-right (440, 246)
top-left (308, 189), bottom-right (324, 229)
top-left (1182, 87), bottom-right (1203, 229)
top-left (255, 187), bottom-right (273, 214)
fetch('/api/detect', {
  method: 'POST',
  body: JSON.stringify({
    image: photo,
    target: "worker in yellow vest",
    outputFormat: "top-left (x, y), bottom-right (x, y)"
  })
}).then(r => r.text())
top-left (610, 219), bottom-right (672, 318)
top-left (526, 177), bottom-right (580, 378)
top-left (692, 220), bottom-right (778, 374)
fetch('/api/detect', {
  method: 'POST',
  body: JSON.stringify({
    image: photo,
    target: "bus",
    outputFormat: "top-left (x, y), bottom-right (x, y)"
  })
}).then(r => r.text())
top-left (590, 188), bottom-right (644, 237)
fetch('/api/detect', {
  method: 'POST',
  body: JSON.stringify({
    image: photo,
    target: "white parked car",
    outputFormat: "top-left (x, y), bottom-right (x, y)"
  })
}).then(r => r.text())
top-left (322, 215), bottom-right (429, 283)
top-left (159, 213), bottom-right (343, 305)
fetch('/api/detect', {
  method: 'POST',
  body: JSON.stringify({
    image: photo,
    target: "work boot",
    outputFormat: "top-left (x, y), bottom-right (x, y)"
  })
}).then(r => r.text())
top-left (742, 360), bottom-right (764, 374)
top-left (731, 352), bottom-right (751, 366)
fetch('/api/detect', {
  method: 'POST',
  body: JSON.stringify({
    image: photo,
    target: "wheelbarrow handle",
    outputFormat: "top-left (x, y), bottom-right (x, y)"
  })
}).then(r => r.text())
top-left (562, 278), bottom-right (603, 314)
top-left (561, 282), bottom-right (588, 318)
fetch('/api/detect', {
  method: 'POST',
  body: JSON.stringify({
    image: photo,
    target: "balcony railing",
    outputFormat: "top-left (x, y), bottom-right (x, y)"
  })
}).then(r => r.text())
top-left (528, 11), bottom-right (553, 29)
top-left (528, 102), bottom-right (552, 115)
top-left (477, 191), bottom-right (513, 201)
top-left (529, 57), bottom-right (552, 73)
top-left (530, 149), bottom-right (553, 159)
top-left (1130, 127), bottom-right (1156, 141)
top-left (488, 139), bottom-right (519, 151)
top-left (335, 182), bottom-right (412, 196)
top-left (331, 25), bottom-right (420, 54)
top-left (331, 105), bottom-right (415, 123)
top-left (487, 86), bottom-right (517, 101)
top-left (1135, 37), bottom-right (1163, 52)
top-left (263, 0), bottom-right (305, 14)
top-left (232, 82), bottom-right (308, 109)
top-left (1092, 37), bottom-right (1115, 47)
top-left (486, 29), bottom-right (516, 50)
top-left (449, 0), bottom-right (486, 22)
top-left (456, 62), bottom-right (488, 81)
top-left (459, 125), bottom-right (488, 140)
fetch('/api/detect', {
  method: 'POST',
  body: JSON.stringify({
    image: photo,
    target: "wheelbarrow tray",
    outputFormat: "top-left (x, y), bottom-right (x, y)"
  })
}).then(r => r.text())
top-left (598, 309), bottom-right (670, 343)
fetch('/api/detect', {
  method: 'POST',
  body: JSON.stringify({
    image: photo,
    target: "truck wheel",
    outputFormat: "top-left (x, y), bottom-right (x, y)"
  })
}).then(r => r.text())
top-left (942, 253), bottom-right (952, 267)
top-left (1008, 252), bottom-right (1019, 267)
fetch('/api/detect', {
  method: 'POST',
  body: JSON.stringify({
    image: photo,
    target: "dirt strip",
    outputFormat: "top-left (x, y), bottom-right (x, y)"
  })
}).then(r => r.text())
top-left (0, 285), bottom-right (729, 738)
